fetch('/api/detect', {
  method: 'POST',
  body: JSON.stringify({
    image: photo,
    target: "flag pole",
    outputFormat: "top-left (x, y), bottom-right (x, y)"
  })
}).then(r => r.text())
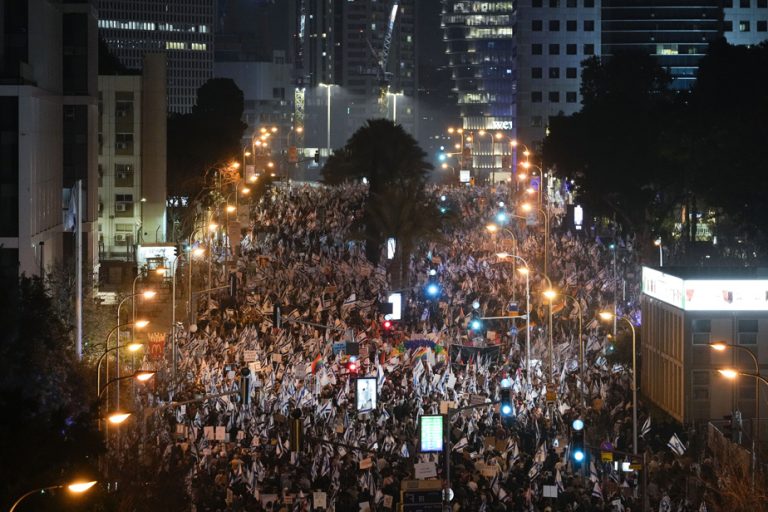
top-left (76, 179), bottom-right (83, 360)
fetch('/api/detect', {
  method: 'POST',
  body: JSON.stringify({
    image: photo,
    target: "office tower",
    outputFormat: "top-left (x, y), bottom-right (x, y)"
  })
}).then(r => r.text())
top-left (98, 54), bottom-right (168, 261)
top-left (601, 1), bottom-right (723, 90)
top-left (516, 0), bottom-right (601, 145)
top-left (98, 0), bottom-right (215, 113)
top-left (0, 0), bottom-right (99, 279)
top-left (441, 0), bottom-right (517, 181)
top-left (723, 0), bottom-right (768, 46)
top-left (289, 0), bottom-right (418, 153)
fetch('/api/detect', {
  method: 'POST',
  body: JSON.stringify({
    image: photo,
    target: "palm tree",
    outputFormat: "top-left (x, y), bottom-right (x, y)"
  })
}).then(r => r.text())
top-left (363, 187), bottom-right (445, 288)
top-left (322, 118), bottom-right (436, 266)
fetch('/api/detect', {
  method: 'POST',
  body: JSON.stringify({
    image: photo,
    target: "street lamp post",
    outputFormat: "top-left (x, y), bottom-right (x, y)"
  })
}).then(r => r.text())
top-left (496, 252), bottom-right (531, 388)
top-left (387, 91), bottom-right (404, 124)
top-left (116, 291), bottom-right (155, 410)
top-left (600, 312), bottom-right (637, 455)
top-left (319, 83), bottom-right (336, 156)
top-left (654, 239), bottom-right (663, 267)
top-left (10, 481), bottom-right (97, 512)
top-left (711, 342), bottom-right (760, 458)
top-left (561, 294), bottom-right (584, 406)
top-left (96, 340), bottom-right (144, 397)
top-left (521, 202), bottom-right (550, 277)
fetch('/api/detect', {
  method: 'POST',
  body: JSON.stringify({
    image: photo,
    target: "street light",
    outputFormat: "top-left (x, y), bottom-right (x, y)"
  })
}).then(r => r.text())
top-left (560, 294), bottom-right (585, 406)
top-left (496, 252), bottom-right (531, 388)
top-left (107, 412), bottom-right (132, 425)
top-left (99, 319), bottom-right (149, 409)
top-left (99, 370), bottom-right (156, 399)
top-left (521, 202), bottom-right (550, 277)
top-left (319, 83), bottom-right (337, 155)
top-left (711, 342), bottom-right (760, 455)
top-left (654, 239), bottom-right (663, 267)
top-left (599, 311), bottom-right (638, 455)
top-left (116, 290), bottom-right (155, 410)
top-left (10, 480), bottom-right (97, 512)
top-left (386, 91), bottom-right (404, 123)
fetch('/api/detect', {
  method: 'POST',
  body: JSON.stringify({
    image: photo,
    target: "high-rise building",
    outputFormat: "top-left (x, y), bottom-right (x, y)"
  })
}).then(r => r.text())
top-left (0, 0), bottom-right (99, 279)
top-left (723, 0), bottom-right (768, 46)
top-left (98, 54), bottom-right (168, 261)
top-left (442, 0), bottom-right (517, 180)
top-left (289, 0), bottom-right (418, 154)
top-left (516, 0), bottom-right (601, 146)
top-left (601, 1), bottom-right (723, 90)
top-left (98, 0), bottom-right (215, 113)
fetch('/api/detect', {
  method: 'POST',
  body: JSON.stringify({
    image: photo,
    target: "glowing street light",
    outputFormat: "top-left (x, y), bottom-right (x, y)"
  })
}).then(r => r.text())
top-left (107, 412), bottom-right (132, 425)
top-left (9, 480), bottom-right (98, 511)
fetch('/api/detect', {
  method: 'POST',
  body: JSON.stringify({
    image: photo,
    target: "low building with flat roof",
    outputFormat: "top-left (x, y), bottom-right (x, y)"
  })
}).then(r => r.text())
top-left (641, 266), bottom-right (768, 431)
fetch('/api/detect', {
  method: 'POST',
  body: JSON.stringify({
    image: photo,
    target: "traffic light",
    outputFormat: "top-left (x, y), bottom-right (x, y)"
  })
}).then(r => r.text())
top-left (425, 282), bottom-right (440, 298)
top-left (572, 418), bottom-right (585, 466)
top-left (469, 313), bottom-right (483, 333)
top-left (239, 367), bottom-right (251, 405)
top-left (273, 303), bottom-right (282, 328)
top-left (500, 377), bottom-right (513, 426)
top-left (346, 358), bottom-right (359, 375)
top-left (173, 244), bottom-right (180, 258)
top-left (314, 150), bottom-right (320, 164)
top-left (290, 409), bottom-right (303, 452)
top-left (382, 319), bottom-right (393, 331)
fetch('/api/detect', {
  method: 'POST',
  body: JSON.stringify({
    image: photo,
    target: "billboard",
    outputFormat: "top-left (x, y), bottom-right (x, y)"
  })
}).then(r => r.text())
top-left (419, 415), bottom-right (444, 452)
top-left (356, 377), bottom-right (377, 412)
top-left (642, 267), bottom-right (768, 311)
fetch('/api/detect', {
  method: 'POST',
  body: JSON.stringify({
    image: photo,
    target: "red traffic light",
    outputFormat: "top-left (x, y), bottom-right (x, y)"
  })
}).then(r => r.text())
top-left (382, 320), bottom-right (393, 330)
top-left (347, 361), bottom-right (358, 373)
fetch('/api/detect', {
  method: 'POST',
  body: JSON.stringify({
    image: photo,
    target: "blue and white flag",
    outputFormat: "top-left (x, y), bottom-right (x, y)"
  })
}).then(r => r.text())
top-left (667, 433), bottom-right (686, 456)
top-left (641, 416), bottom-right (651, 439)
top-left (592, 482), bottom-right (603, 500)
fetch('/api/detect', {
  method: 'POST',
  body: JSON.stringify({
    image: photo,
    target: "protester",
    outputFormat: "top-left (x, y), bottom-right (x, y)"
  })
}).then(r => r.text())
top-left (124, 182), bottom-right (703, 512)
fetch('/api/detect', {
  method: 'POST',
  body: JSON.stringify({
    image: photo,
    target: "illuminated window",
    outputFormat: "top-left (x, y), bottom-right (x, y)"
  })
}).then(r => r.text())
top-left (739, 21), bottom-right (750, 31)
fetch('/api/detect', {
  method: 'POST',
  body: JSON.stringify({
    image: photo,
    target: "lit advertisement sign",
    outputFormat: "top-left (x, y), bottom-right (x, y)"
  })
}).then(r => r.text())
top-left (642, 267), bottom-right (768, 311)
top-left (420, 415), bottom-right (444, 452)
top-left (459, 170), bottom-right (471, 183)
top-left (642, 267), bottom-right (684, 309)
top-left (683, 279), bottom-right (768, 311)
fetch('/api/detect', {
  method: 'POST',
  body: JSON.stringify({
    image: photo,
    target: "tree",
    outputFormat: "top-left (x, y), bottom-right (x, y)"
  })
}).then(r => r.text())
top-left (167, 79), bottom-right (247, 200)
top-left (362, 187), bottom-right (445, 288)
top-left (544, 52), bottom-right (680, 253)
top-left (0, 276), bottom-right (101, 511)
top-left (322, 119), bottom-right (435, 264)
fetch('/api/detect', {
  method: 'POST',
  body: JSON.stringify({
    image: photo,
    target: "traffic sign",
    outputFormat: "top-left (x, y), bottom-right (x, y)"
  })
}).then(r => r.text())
top-left (601, 451), bottom-right (613, 462)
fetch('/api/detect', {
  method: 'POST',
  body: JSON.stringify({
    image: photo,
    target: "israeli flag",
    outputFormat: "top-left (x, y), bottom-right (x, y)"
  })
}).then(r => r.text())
top-left (667, 433), bottom-right (686, 456)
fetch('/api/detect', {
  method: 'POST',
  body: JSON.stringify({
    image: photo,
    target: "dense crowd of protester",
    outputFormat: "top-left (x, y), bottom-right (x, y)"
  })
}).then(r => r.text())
top-left (124, 182), bottom-right (711, 511)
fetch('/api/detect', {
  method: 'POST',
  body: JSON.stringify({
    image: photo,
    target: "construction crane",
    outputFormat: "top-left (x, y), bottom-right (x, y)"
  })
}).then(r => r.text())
top-left (367, 0), bottom-right (400, 113)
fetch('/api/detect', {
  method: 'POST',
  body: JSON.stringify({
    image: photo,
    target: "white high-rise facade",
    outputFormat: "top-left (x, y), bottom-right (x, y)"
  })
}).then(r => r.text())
top-left (98, 0), bottom-right (215, 113)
